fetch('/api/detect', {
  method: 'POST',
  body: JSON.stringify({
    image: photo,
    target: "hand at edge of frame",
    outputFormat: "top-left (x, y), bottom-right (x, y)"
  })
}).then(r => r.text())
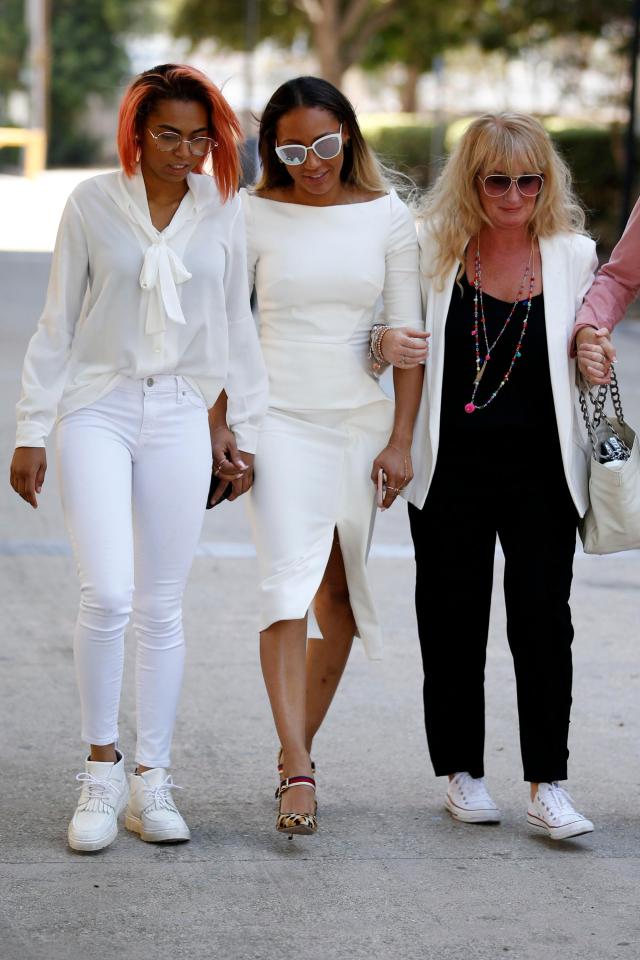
top-left (576, 326), bottom-right (616, 385)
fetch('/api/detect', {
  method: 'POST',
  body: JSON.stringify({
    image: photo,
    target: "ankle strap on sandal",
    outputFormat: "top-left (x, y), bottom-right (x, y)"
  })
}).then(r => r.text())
top-left (275, 775), bottom-right (316, 799)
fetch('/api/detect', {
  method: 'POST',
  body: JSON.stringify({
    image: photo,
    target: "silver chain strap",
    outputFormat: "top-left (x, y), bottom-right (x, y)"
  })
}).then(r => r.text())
top-left (579, 367), bottom-right (627, 458)
top-left (609, 367), bottom-right (625, 423)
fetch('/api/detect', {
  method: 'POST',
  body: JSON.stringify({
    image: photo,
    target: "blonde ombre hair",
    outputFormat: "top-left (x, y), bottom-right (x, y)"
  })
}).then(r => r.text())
top-left (419, 113), bottom-right (586, 285)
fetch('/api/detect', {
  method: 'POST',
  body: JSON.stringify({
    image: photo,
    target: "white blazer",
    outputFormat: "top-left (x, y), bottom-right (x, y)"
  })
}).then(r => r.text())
top-left (404, 226), bottom-right (598, 516)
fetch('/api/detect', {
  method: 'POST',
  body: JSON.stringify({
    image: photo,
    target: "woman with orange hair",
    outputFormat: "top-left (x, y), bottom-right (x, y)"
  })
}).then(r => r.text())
top-left (9, 64), bottom-right (268, 852)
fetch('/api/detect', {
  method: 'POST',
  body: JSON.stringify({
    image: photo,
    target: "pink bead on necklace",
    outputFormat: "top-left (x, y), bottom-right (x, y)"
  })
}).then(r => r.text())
top-left (465, 236), bottom-right (536, 414)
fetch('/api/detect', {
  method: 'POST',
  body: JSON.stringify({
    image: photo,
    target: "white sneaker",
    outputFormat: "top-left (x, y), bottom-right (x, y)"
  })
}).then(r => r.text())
top-left (125, 768), bottom-right (191, 843)
top-left (67, 752), bottom-right (129, 852)
top-left (445, 772), bottom-right (501, 824)
top-left (527, 782), bottom-right (594, 840)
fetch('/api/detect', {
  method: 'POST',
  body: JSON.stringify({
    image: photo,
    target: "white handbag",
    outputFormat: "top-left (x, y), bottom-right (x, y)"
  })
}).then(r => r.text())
top-left (578, 369), bottom-right (640, 555)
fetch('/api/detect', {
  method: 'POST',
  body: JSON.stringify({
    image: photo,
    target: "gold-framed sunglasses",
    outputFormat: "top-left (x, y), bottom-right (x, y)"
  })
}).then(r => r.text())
top-left (478, 174), bottom-right (545, 198)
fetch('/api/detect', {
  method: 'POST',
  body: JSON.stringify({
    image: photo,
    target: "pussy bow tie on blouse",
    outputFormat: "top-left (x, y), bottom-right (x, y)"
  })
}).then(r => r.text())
top-left (111, 172), bottom-right (194, 337)
top-left (138, 235), bottom-right (192, 335)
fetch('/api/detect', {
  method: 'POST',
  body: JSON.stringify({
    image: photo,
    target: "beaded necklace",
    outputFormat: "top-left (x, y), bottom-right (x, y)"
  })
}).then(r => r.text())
top-left (464, 236), bottom-right (536, 414)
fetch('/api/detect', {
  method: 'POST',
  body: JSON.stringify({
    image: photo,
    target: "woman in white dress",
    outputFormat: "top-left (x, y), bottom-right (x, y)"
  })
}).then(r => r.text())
top-left (212, 76), bottom-right (425, 834)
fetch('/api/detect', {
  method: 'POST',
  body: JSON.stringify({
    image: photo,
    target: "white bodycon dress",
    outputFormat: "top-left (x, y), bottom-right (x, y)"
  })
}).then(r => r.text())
top-left (242, 188), bottom-right (422, 659)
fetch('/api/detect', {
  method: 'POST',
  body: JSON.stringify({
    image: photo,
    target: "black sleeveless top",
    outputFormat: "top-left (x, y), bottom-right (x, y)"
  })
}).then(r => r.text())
top-left (438, 274), bottom-right (561, 463)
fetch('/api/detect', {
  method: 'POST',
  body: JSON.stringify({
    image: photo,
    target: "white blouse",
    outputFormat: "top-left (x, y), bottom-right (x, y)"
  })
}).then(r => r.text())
top-left (241, 188), bottom-right (423, 411)
top-left (16, 169), bottom-right (268, 451)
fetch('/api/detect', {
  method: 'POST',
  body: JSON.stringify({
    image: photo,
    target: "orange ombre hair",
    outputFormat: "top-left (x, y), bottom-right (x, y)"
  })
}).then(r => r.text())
top-left (117, 63), bottom-right (242, 201)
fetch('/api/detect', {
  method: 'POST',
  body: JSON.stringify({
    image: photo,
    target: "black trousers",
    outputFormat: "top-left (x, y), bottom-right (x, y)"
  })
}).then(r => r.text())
top-left (408, 451), bottom-right (579, 783)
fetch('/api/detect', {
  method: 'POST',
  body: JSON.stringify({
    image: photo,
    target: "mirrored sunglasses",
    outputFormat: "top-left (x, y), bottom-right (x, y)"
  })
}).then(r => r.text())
top-left (275, 124), bottom-right (344, 166)
top-left (479, 174), bottom-right (545, 198)
top-left (147, 129), bottom-right (216, 158)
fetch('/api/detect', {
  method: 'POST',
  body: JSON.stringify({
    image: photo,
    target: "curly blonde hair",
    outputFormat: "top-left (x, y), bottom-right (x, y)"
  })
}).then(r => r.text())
top-left (419, 113), bottom-right (586, 285)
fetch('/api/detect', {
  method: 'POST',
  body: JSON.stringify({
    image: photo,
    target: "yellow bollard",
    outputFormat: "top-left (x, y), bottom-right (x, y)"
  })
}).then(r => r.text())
top-left (0, 127), bottom-right (47, 178)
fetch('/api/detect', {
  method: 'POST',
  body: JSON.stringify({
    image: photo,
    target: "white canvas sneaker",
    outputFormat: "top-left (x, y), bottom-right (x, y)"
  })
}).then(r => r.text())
top-left (445, 772), bottom-right (502, 823)
top-left (125, 768), bottom-right (191, 843)
top-left (527, 782), bottom-right (594, 840)
top-left (67, 752), bottom-right (129, 852)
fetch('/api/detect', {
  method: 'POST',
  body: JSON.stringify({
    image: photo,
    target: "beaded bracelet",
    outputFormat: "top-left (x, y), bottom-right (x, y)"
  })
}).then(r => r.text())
top-left (369, 323), bottom-right (391, 373)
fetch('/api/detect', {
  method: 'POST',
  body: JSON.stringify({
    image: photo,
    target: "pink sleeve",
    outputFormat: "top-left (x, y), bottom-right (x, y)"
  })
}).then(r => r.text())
top-left (572, 196), bottom-right (640, 345)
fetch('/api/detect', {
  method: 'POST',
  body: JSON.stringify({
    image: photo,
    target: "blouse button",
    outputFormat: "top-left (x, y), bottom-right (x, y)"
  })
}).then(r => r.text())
top-left (146, 377), bottom-right (154, 386)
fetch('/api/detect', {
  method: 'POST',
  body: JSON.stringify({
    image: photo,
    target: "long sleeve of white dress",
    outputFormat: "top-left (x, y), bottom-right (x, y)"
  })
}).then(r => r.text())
top-left (383, 195), bottom-right (424, 330)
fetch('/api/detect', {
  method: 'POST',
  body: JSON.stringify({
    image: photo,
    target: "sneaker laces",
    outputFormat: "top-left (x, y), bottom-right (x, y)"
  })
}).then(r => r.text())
top-left (545, 782), bottom-right (575, 811)
top-left (75, 771), bottom-right (121, 814)
top-left (537, 782), bottom-right (578, 822)
top-left (142, 775), bottom-right (182, 814)
top-left (454, 773), bottom-right (492, 803)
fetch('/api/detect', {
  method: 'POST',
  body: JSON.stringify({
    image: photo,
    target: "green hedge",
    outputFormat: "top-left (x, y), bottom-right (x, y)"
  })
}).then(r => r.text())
top-left (551, 126), bottom-right (622, 247)
top-left (361, 115), bottom-right (634, 250)
top-left (363, 122), bottom-right (435, 185)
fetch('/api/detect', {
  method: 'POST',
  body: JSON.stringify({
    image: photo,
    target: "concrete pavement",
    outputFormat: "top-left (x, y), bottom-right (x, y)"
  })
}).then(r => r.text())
top-left (1, 206), bottom-right (640, 960)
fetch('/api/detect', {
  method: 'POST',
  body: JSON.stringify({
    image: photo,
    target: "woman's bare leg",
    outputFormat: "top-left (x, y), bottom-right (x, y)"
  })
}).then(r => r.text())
top-left (90, 744), bottom-right (117, 763)
top-left (305, 532), bottom-right (356, 752)
top-left (260, 616), bottom-right (315, 815)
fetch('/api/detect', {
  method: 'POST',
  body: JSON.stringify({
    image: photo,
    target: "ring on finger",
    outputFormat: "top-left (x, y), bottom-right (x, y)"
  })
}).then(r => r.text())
top-left (387, 485), bottom-right (401, 493)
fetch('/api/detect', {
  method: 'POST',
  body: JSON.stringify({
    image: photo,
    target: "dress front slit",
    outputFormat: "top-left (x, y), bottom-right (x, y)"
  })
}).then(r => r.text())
top-left (247, 401), bottom-right (393, 659)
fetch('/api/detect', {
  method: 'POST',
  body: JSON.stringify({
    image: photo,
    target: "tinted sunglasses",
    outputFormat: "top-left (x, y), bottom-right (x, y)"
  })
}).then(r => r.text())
top-left (275, 124), bottom-right (343, 166)
top-left (478, 174), bottom-right (545, 198)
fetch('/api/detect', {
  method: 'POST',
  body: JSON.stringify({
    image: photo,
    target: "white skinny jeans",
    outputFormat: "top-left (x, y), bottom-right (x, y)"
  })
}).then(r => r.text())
top-left (56, 376), bottom-right (211, 768)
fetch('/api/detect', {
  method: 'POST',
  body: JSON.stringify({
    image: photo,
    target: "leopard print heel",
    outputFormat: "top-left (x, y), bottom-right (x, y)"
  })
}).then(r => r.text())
top-left (275, 775), bottom-right (318, 836)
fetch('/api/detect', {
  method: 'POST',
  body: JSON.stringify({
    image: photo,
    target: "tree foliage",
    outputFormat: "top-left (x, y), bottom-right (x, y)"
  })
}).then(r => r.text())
top-left (0, 0), bottom-right (27, 119)
top-left (474, 0), bottom-right (634, 54)
top-left (362, 0), bottom-right (635, 110)
top-left (173, 0), bottom-right (303, 50)
top-left (1, 0), bottom-right (153, 165)
top-left (173, 0), bottom-right (636, 104)
top-left (173, 0), bottom-right (403, 86)
top-left (49, 0), bottom-right (153, 165)
top-left (363, 0), bottom-right (474, 109)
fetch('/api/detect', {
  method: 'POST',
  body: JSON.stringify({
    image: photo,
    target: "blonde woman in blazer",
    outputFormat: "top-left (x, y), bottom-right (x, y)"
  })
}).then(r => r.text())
top-left (403, 114), bottom-right (609, 841)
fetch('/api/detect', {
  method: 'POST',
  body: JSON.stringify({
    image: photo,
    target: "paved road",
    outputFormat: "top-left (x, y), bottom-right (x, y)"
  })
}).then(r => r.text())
top-left (1, 229), bottom-right (640, 959)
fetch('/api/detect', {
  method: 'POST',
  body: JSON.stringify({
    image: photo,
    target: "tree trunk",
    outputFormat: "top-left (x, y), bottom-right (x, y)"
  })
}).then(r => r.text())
top-left (316, 46), bottom-right (346, 88)
top-left (299, 0), bottom-right (400, 90)
top-left (400, 63), bottom-right (421, 113)
top-left (309, 4), bottom-right (346, 88)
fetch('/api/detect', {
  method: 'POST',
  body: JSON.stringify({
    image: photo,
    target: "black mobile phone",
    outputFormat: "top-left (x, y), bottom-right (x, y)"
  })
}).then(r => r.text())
top-left (206, 473), bottom-right (232, 509)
